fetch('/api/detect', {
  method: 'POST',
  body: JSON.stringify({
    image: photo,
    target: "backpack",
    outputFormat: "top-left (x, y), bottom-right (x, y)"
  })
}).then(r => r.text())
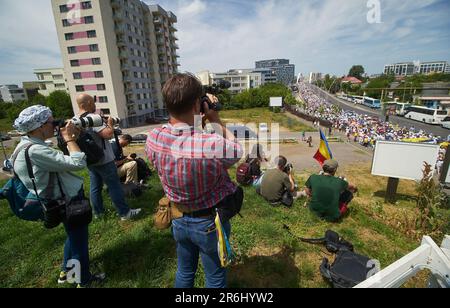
top-left (283, 226), bottom-right (376, 288)
top-left (135, 157), bottom-right (152, 182)
top-left (0, 144), bottom-right (44, 222)
top-left (57, 113), bottom-right (105, 166)
top-left (236, 162), bottom-right (252, 186)
top-left (121, 183), bottom-right (143, 198)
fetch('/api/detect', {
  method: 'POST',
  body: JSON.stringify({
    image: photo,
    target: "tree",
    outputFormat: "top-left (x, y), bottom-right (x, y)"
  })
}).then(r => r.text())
top-left (46, 91), bottom-right (74, 119)
top-left (348, 65), bottom-right (365, 80)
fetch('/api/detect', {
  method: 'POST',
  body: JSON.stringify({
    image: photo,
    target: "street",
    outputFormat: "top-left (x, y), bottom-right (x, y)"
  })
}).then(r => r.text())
top-left (311, 85), bottom-right (450, 139)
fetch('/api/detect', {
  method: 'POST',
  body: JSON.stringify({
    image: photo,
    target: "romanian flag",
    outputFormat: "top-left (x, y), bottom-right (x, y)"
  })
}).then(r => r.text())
top-left (313, 129), bottom-right (333, 166)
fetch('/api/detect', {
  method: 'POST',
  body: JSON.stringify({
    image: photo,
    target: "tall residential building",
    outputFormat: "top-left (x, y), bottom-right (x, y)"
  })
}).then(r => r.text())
top-left (51, 0), bottom-right (179, 127)
top-left (384, 60), bottom-right (449, 76)
top-left (255, 59), bottom-right (295, 85)
top-left (197, 69), bottom-right (263, 94)
top-left (34, 68), bottom-right (69, 96)
top-left (0, 85), bottom-right (26, 103)
top-left (308, 72), bottom-right (322, 84)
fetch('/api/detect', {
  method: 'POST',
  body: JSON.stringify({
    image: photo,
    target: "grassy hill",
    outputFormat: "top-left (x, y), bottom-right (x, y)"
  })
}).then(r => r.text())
top-left (1, 161), bottom-right (448, 288)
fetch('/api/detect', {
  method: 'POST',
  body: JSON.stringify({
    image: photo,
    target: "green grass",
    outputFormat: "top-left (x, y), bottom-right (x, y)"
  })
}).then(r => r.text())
top-left (1, 161), bottom-right (446, 288)
top-left (221, 108), bottom-right (315, 132)
top-left (0, 118), bottom-right (13, 134)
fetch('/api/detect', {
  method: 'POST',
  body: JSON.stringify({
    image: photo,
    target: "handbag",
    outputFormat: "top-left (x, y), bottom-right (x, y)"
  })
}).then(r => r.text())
top-left (154, 197), bottom-right (183, 230)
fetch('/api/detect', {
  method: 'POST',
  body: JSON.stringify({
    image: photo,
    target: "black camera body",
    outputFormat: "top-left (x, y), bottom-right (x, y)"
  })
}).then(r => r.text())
top-left (200, 79), bottom-right (231, 114)
top-left (284, 163), bottom-right (293, 174)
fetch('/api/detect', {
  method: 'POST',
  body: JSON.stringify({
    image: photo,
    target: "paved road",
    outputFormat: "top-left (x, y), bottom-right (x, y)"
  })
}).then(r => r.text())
top-left (310, 85), bottom-right (450, 138)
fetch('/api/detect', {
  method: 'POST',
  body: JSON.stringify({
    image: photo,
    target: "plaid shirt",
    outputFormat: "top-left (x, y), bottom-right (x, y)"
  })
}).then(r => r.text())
top-left (146, 123), bottom-right (243, 211)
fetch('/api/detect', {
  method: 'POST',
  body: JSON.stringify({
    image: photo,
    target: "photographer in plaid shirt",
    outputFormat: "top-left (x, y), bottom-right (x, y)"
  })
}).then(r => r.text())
top-left (146, 73), bottom-right (243, 288)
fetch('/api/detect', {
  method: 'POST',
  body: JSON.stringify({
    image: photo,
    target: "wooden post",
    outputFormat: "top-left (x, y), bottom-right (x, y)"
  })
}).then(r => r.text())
top-left (385, 177), bottom-right (400, 203)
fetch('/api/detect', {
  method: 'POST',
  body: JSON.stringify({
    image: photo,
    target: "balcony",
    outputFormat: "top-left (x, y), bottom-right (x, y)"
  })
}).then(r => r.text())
top-left (168, 12), bottom-right (177, 23)
top-left (172, 43), bottom-right (179, 49)
top-left (170, 33), bottom-right (178, 41)
top-left (111, 0), bottom-right (121, 9)
top-left (113, 12), bottom-right (124, 23)
top-left (123, 76), bottom-right (132, 83)
top-left (116, 37), bottom-right (126, 47)
top-left (119, 50), bottom-right (128, 59)
top-left (169, 24), bottom-right (177, 32)
top-left (115, 24), bottom-right (125, 34)
top-left (153, 17), bottom-right (162, 24)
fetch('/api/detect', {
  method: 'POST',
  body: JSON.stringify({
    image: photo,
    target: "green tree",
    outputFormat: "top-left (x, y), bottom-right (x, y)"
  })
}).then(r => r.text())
top-left (348, 65), bottom-right (365, 80)
top-left (46, 91), bottom-right (73, 119)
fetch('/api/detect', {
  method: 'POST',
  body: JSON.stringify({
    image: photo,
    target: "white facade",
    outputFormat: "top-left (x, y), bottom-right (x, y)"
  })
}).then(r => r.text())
top-left (309, 72), bottom-right (322, 84)
top-left (197, 69), bottom-right (263, 94)
top-left (0, 85), bottom-right (26, 103)
top-left (34, 68), bottom-right (68, 96)
top-left (384, 60), bottom-right (449, 76)
top-left (51, 0), bottom-right (179, 127)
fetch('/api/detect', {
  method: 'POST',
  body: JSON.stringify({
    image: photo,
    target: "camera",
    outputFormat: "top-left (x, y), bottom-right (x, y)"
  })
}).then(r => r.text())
top-left (53, 115), bottom-right (121, 129)
top-left (284, 163), bottom-right (293, 174)
top-left (200, 79), bottom-right (231, 114)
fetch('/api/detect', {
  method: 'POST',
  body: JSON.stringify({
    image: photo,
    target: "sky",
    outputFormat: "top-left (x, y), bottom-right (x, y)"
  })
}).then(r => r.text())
top-left (0, 0), bottom-right (449, 85)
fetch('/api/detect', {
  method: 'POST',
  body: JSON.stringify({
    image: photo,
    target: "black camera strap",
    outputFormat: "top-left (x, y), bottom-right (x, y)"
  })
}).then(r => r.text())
top-left (113, 129), bottom-right (124, 160)
top-left (23, 144), bottom-right (48, 211)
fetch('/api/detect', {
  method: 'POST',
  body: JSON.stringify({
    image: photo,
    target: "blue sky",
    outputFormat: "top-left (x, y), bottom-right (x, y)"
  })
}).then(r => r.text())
top-left (0, 0), bottom-right (449, 85)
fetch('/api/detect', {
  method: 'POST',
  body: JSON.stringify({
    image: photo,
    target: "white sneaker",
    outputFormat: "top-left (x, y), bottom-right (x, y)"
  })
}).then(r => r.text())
top-left (120, 208), bottom-right (142, 221)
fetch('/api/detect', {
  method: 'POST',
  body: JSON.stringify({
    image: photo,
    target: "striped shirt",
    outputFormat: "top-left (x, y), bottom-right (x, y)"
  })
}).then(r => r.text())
top-left (146, 123), bottom-right (243, 211)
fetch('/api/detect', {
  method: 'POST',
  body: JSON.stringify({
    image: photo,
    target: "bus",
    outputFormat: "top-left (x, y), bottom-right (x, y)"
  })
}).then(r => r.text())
top-left (441, 116), bottom-right (450, 129)
top-left (362, 97), bottom-right (381, 109)
top-left (351, 95), bottom-right (364, 104)
top-left (384, 102), bottom-right (412, 116)
top-left (404, 106), bottom-right (448, 125)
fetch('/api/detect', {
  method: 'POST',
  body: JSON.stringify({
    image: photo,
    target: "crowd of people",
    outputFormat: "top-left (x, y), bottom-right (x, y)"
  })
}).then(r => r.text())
top-left (296, 81), bottom-right (446, 148)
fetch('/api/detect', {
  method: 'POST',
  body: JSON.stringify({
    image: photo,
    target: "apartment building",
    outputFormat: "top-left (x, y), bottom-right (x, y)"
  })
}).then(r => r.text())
top-left (384, 60), bottom-right (449, 76)
top-left (0, 85), bottom-right (26, 103)
top-left (51, 0), bottom-right (179, 127)
top-left (197, 69), bottom-right (263, 94)
top-left (34, 68), bottom-right (69, 96)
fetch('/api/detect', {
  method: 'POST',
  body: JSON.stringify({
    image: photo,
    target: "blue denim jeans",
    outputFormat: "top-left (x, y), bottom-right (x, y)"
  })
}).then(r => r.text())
top-left (88, 161), bottom-right (130, 217)
top-left (172, 216), bottom-right (231, 288)
top-left (62, 223), bottom-right (91, 285)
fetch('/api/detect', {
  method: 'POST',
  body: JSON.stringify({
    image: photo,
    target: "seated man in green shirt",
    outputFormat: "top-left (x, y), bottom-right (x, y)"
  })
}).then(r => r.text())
top-left (305, 160), bottom-right (358, 222)
top-left (257, 156), bottom-right (298, 206)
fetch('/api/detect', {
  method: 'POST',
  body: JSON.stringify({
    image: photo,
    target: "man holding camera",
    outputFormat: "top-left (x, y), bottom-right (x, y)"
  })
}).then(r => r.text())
top-left (257, 156), bottom-right (298, 206)
top-left (76, 94), bottom-right (141, 221)
top-left (146, 73), bottom-right (243, 288)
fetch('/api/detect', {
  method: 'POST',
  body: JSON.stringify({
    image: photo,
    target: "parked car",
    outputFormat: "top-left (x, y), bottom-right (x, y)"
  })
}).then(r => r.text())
top-left (132, 134), bottom-right (148, 144)
top-left (259, 123), bottom-right (269, 133)
top-left (155, 116), bottom-right (170, 122)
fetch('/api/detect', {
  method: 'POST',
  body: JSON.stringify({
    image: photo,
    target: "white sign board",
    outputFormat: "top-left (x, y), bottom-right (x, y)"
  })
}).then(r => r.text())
top-left (270, 97), bottom-right (283, 107)
top-left (371, 141), bottom-right (439, 181)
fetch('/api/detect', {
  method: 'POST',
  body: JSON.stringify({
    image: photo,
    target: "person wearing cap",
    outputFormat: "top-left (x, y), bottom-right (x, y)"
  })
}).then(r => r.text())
top-left (305, 159), bottom-right (358, 222)
top-left (11, 105), bottom-right (104, 287)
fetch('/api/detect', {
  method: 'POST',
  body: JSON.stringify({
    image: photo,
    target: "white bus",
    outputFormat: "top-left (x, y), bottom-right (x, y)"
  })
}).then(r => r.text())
top-left (352, 95), bottom-right (364, 104)
top-left (404, 106), bottom-right (448, 125)
top-left (384, 102), bottom-right (412, 116)
top-left (441, 116), bottom-right (450, 129)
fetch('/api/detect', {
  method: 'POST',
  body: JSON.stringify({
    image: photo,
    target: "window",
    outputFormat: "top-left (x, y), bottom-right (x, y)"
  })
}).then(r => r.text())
top-left (73, 73), bottom-right (82, 79)
top-left (136, 83), bottom-right (140, 89)
top-left (84, 16), bottom-right (94, 24)
top-left (137, 94), bottom-right (141, 100)
top-left (70, 60), bottom-right (80, 67)
top-left (76, 85), bottom-right (84, 92)
top-left (94, 71), bottom-right (103, 78)
top-left (128, 36), bottom-right (133, 43)
top-left (89, 44), bottom-right (99, 51)
top-left (87, 30), bottom-right (96, 38)
top-left (62, 19), bottom-right (71, 27)
top-left (68, 46), bottom-right (77, 54)
top-left (127, 24), bottom-right (132, 31)
top-left (81, 1), bottom-right (92, 9)
top-left (97, 84), bottom-right (106, 90)
top-left (138, 104), bottom-right (142, 111)
top-left (92, 58), bottom-right (101, 65)
top-left (98, 96), bottom-right (108, 103)
top-left (60, 5), bottom-right (69, 13)
top-left (134, 72), bottom-right (138, 78)
top-left (132, 60), bottom-right (136, 67)
top-left (65, 33), bottom-right (74, 40)
top-left (100, 109), bottom-right (111, 115)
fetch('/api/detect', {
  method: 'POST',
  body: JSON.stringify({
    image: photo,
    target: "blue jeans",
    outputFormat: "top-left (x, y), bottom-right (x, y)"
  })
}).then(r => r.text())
top-left (172, 216), bottom-right (231, 288)
top-left (88, 161), bottom-right (130, 217)
top-left (62, 223), bottom-right (90, 285)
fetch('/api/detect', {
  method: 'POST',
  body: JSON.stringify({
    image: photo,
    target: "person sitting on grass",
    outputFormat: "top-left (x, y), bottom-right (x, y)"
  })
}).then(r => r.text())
top-left (305, 159), bottom-right (358, 222)
top-left (257, 156), bottom-right (300, 207)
